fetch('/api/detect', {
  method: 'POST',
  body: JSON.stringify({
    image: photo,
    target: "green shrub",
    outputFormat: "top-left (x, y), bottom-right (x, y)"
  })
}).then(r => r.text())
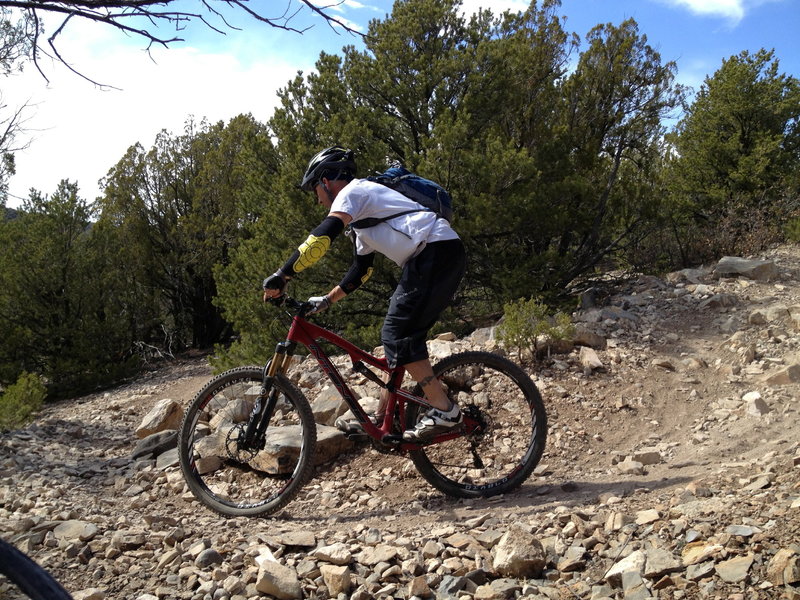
top-left (497, 297), bottom-right (575, 360)
top-left (785, 217), bottom-right (800, 243)
top-left (0, 372), bottom-right (47, 431)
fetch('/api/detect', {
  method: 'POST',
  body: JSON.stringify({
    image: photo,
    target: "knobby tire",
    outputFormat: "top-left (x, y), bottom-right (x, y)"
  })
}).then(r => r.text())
top-left (178, 367), bottom-right (317, 517)
top-left (407, 351), bottom-right (547, 498)
top-left (0, 538), bottom-right (73, 599)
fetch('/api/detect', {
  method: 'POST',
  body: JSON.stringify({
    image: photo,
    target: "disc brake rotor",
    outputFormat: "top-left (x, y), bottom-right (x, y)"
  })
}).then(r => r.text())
top-left (225, 423), bottom-right (258, 462)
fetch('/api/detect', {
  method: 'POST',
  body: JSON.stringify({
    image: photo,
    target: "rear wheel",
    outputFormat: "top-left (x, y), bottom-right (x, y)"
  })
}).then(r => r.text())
top-left (178, 366), bottom-right (316, 517)
top-left (407, 351), bottom-right (547, 498)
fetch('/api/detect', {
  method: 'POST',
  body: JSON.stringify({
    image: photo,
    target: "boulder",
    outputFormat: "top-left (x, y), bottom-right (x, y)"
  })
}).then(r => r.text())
top-left (136, 398), bottom-right (184, 439)
top-left (713, 256), bottom-right (779, 281)
top-left (492, 527), bottom-right (546, 578)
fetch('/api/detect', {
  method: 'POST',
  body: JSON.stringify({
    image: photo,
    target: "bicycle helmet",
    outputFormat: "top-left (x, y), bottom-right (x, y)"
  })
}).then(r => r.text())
top-left (300, 146), bottom-right (356, 192)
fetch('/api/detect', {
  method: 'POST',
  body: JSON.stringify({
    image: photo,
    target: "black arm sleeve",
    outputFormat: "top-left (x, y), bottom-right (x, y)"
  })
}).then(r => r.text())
top-left (339, 251), bottom-right (375, 294)
top-left (279, 215), bottom-right (345, 278)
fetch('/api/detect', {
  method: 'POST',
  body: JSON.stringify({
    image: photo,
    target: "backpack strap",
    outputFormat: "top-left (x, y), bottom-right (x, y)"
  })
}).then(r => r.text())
top-left (349, 209), bottom-right (434, 230)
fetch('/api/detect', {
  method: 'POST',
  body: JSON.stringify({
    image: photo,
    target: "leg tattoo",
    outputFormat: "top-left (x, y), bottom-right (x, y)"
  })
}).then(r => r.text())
top-left (419, 375), bottom-right (437, 388)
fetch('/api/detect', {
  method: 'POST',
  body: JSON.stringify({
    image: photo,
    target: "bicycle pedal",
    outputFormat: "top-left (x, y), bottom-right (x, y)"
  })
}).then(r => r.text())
top-left (380, 434), bottom-right (403, 445)
top-left (343, 431), bottom-right (369, 442)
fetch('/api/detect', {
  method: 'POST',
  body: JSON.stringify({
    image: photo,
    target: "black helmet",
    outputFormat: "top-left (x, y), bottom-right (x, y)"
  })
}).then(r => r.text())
top-left (300, 146), bottom-right (356, 192)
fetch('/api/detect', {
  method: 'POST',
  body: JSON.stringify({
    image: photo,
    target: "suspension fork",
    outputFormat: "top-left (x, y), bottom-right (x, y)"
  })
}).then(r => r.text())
top-left (242, 341), bottom-right (296, 449)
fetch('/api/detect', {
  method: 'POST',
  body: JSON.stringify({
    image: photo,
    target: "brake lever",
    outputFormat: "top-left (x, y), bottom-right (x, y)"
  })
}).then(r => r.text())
top-left (268, 295), bottom-right (287, 307)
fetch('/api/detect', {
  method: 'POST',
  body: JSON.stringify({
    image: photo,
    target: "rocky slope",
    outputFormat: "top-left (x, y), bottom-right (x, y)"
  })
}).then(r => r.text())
top-left (1, 245), bottom-right (799, 600)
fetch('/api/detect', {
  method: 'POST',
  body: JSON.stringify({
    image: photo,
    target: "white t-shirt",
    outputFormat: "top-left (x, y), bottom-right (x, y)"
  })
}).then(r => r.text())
top-left (331, 178), bottom-right (458, 267)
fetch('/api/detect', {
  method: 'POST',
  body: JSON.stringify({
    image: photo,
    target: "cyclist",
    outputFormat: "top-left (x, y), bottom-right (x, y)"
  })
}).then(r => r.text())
top-left (262, 146), bottom-right (466, 442)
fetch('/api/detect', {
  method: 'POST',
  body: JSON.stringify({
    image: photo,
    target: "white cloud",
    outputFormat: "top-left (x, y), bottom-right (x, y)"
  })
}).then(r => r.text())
top-left (658, 0), bottom-right (757, 23)
top-left (342, 0), bottom-right (379, 10)
top-left (3, 22), bottom-right (305, 205)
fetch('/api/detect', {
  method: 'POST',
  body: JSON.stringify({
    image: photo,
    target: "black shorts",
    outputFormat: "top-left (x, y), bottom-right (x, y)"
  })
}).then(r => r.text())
top-left (381, 239), bottom-right (466, 368)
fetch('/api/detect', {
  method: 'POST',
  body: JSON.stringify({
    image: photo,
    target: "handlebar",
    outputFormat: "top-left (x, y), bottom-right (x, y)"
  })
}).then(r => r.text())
top-left (267, 294), bottom-right (312, 318)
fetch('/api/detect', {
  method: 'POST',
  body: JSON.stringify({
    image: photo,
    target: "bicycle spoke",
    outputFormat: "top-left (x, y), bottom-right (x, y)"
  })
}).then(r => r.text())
top-left (408, 352), bottom-right (546, 498)
top-left (178, 367), bottom-right (316, 517)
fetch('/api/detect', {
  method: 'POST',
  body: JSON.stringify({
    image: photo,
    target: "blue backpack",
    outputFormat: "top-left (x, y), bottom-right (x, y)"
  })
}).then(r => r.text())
top-left (350, 166), bottom-right (454, 230)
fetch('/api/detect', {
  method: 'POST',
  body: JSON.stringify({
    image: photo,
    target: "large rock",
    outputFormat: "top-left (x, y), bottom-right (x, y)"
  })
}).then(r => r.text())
top-left (713, 256), bottom-right (779, 281)
top-left (579, 346), bottom-right (604, 371)
top-left (53, 520), bottom-right (98, 543)
top-left (136, 398), bottom-right (184, 439)
top-left (311, 385), bottom-right (349, 426)
top-left (320, 564), bottom-right (351, 596)
top-left (573, 326), bottom-right (607, 350)
top-left (255, 560), bottom-right (302, 599)
top-left (666, 266), bottom-right (712, 284)
top-left (131, 429), bottom-right (177, 459)
top-left (491, 527), bottom-right (546, 578)
top-left (767, 549), bottom-right (799, 585)
top-left (427, 338), bottom-right (456, 360)
top-left (605, 550), bottom-right (646, 587)
top-left (765, 364), bottom-right (800, 385)
top-left (251, 424), bottom-right (352, 472)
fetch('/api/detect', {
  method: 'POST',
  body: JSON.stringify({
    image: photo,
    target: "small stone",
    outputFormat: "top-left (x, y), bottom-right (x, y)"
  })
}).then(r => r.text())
top-left (644, 548), bottom-right (682, 580)
top-left (311, 542), bottom-right (352, 565)
top-left (408, 575), bottom-right (432, 598)
top-left (320, 564), bottom-right (351, 596)
top-left (686, 561), bottom-right (715, 581)
top-left (491, 527), bottom-right (546, 578)
top-left (618, 459), bottom-right (645, 475)
top-left (725, 525), bottom-right (761, 537)
top-left (652, 358), bottom-right (675, 371)
top-left (715, 553), bottom-right (754, 583)
top-left (256, 561), bottom-right (302, 599)
top-left (195, 548), bottom-right (224, 569)
top-left (53, 520), bottom-right (98, 543)
top-left (765, 364), bottom-right (800, 385)
top-left (73, 589), bottom-right (106, 600)
top-left (635, 509), bottom-right (660, 525)
top-left (682, 542), bottom-right (723, 566)
top-left (605, 550), bottom-right (646, 587)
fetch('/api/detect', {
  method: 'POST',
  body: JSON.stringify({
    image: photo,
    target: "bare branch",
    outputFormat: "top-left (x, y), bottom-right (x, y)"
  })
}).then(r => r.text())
top-left (298, 0), bottom-right (362, 35)
top-left (0, 93), bottom-right (35, 199)
top-left (0, 0), bottom-right (366, 83)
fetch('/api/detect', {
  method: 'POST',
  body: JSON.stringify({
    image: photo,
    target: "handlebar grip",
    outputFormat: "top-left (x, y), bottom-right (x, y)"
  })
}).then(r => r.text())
top-left (268, 295), bottom-right (287, 307)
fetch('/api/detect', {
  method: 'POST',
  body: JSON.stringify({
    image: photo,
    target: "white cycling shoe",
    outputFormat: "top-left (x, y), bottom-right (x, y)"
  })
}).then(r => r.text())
top-left (402, 404), bottom-right (462, 442)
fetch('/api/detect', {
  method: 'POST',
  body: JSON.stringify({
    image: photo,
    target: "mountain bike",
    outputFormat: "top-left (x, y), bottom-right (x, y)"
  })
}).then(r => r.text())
top-left (178, 295), bottom-right (547, 517)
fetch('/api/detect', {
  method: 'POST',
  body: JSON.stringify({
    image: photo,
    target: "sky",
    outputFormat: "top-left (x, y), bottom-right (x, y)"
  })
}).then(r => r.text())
top-left (2, 0), bottom-right (798, 208)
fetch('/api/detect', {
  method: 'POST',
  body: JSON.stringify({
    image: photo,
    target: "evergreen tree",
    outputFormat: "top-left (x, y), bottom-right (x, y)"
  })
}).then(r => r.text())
top-left (549, 18), bottom-right (683, 285)
top-left (98, 115), bottom-right (276, 351)
top-left (667, 49), bottom-right (800, 259)
top-left (0, 181), bottom-right (139, 395)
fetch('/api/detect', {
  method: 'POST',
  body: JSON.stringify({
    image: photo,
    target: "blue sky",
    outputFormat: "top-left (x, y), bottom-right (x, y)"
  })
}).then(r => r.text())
top-left (3, 0), bottom-right (798, 207)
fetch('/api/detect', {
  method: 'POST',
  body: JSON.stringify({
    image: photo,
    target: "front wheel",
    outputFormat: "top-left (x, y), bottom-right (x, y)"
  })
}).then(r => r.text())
top-left (178, 366), bottom-right (317, 517)
top-left (407, 351), bottom-right (547, 498)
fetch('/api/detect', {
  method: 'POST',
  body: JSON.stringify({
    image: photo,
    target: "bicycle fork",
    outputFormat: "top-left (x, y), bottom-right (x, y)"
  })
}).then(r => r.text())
top-left (241, 341), bottom-right (296, 450)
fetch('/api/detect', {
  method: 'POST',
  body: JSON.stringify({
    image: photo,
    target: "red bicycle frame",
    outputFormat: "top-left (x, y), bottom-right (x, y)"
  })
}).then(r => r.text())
top-left (275, 313), bottom-right (473, 450)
